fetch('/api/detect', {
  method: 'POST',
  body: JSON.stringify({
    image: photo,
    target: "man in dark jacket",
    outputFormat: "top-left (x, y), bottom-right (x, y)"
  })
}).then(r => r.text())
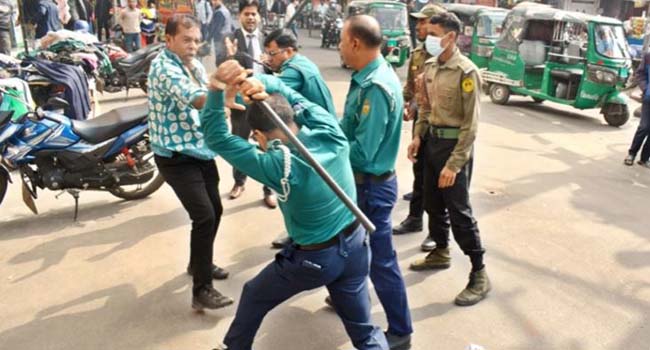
top-left (95, 0), bottom-right (112, 41)
top-left (625, 51), bottom-right (650, 168)
top-left (34, 0), bottom-right (62, 39)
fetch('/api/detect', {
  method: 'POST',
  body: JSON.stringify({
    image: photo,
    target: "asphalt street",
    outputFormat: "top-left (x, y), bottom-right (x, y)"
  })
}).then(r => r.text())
top-left (1, 30), bottom-right (649, 350)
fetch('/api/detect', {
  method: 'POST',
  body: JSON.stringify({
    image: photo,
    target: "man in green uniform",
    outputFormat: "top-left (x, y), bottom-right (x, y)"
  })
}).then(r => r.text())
top-left (262, 28), bottom-right (338, 248)
top-left (202, 60), bottom-right (388, 350)
top-left (339, 15), bottom-right (413, 350)
top-left (393, 4), bottom-right (446, 254)
top-left (408, 12), bottom-right (491, 306)
top-left (263, 28), bottom-right (337, 115)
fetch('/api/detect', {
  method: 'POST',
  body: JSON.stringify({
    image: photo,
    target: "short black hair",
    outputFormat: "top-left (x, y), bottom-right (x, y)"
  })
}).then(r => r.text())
top-left (165, 14), bottom-right (201, 36)
top-left (247, 94), bottom-right (295, 132)
top-left (264, 29), bottom-right (298, 50)
top-left (429, 12), bottom-right (462, 35)
top-left (346, 15), bottom-right (383, 49)
top-left (239, 0), bottom-right (260, 13)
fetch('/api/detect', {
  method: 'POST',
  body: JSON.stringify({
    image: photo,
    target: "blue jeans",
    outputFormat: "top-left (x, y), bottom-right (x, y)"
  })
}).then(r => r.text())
top-left (629, 98), bottom-right (650, 162)
top-left (223, 226), bottom-right (388, 350)
top-left (356, 176), bottom-right (413, 336)
top-left (124, 33), bottom-right (141, 52)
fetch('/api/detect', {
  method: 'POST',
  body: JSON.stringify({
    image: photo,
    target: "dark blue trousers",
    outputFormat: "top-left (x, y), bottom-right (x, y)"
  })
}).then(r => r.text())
top-left (629, 98), bottom-right (650, 162)
top-left (356, 176), bottom-right (413, 337)
top-left (223, 226), bottom-right (388, 350)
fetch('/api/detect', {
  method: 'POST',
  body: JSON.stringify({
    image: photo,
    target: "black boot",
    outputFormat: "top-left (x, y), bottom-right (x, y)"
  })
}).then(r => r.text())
top-left (392, 216), bottom-right (423, 235)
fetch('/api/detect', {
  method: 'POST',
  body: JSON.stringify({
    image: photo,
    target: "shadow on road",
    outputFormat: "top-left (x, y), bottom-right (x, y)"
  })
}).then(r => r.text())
top-left (8, 207), bottom-right (186, 283)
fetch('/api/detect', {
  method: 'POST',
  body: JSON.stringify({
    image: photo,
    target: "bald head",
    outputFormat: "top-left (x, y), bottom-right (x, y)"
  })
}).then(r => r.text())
top-left (346, 15), bottom-right (383, 49)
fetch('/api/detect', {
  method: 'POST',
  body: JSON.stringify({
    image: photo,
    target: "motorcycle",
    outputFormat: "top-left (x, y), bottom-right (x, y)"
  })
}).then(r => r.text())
top-left (0, 88), bottom-right (164, 219)
top-left (321, 16), bottom-right (342, 49)
top-left (95, 42), bottom-right (164, 94)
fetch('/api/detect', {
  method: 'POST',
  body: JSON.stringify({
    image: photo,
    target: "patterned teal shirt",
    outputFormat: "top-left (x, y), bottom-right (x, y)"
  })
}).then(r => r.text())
top-left (147, 49), bottom-right (216, 160)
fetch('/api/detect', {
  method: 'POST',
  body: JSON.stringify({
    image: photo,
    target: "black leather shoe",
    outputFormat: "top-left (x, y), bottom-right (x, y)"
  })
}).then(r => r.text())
top-left (384, 332), bottom-right (411, 350)
top-left (402, 192), bottom-right (413, 201)
top-left (187, 264), bottom-right (230, 280)
top-left (392, 216), bottom-right (423, 235)
top-left (271, 235), bottom-right (291, 249)
top-left (192, 286), bottom-right (233, 310)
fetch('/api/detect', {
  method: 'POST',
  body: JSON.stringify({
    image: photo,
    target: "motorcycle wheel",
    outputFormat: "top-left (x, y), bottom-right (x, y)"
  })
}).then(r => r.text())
top-left (0, 170), bottom-right (7, 207)
top-left (109, 141), bottom-right (165, 200)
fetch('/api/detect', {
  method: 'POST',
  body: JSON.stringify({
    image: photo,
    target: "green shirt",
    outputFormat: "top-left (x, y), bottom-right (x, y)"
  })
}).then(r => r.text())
top-left (278, 54), bottom-right (337, 116)
top-left (199, 75), bottom-right (357, 245)
top-left (340, 56), bottom-right (403, 175)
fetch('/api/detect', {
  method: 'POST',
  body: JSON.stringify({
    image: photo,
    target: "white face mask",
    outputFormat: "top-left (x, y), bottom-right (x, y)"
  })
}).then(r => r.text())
top-left (425, 34), bottom-right (446, 57)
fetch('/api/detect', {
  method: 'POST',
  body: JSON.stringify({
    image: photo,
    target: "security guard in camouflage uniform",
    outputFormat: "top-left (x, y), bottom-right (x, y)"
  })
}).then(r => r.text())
top-left (339, 15), bottom-right (413, 349)
top-left (392, 4), bottom-right (446, 254)
top-left (407, 12), bottom-right (491, 307)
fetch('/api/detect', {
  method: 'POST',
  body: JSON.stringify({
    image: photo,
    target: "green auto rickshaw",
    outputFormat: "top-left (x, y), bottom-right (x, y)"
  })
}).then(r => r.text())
top-left (483, 3), bottom-right (633, 127)
top-left (345, 0), bottom-right (411, 67)
top-left (442, 3), bottom-right (509, 69)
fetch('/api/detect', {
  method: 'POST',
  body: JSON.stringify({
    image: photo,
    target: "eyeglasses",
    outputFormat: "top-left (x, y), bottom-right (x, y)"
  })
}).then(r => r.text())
top-left (265, 49), bottom-right (287, 57)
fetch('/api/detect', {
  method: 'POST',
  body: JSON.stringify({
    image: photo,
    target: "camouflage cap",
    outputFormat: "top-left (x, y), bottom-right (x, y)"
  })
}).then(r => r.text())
top-left (410, 4), bottom-right (446, 19)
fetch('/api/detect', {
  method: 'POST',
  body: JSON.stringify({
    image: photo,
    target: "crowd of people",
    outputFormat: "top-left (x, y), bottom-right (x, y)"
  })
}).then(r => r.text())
top-left (149, 1), bottom-right (491, 349)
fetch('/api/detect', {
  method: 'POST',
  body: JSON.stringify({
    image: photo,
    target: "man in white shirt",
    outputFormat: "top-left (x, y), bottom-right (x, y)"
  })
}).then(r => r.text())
top-left (195, 0), bottom-right (213, 40)
top-left (286, 0), bottom-right (298, 38)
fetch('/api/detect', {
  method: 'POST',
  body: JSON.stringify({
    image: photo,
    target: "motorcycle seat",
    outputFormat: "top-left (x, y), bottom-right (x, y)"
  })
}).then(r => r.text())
top-left (71, 103), bottom-right (149, 143)
top-left (119, 43), bottom-right (163, 66)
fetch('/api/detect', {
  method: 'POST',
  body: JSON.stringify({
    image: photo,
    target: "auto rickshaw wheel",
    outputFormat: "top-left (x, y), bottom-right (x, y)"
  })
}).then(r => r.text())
top-left (489, 84), bottom-right (510, 105)
top-left (603, 104), bottom-right (630, 127)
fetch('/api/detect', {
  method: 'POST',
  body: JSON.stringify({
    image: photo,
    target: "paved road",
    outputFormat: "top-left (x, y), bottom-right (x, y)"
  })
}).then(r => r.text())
top-left (1, 31), bottom-right (649, 350)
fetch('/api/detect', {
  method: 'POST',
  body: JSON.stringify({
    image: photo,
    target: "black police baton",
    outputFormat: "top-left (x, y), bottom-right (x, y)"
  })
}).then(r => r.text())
top-left (253, 100), bottom-right (376, 234)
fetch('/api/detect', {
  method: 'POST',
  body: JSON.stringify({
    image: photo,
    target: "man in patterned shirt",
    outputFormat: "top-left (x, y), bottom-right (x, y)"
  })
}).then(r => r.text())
top-left (148, 14), bottom-right (233, 311)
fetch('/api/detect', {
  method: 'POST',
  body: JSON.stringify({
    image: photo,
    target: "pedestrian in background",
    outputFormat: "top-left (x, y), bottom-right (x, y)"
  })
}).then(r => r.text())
top-left (0, 0), bottom-right (14, 55)
top-left (205, 0), bottom-right (232, 60)
top-left (195, 0), bottom-right (212, 41)
top-left (120, 0), bottom-right (141, 52)
top-left (148, 14), bottom-right (233, 311)
top-left (94, 0), bottom-right (112, 41)
top-left (624, 50), bottom-right (650, 169)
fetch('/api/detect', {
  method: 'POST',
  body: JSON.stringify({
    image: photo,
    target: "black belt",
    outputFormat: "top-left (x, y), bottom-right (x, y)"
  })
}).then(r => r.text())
top-left (297, 219), bottom-right (361, 251)
top-left (353, 171), bottom-right (395, 184)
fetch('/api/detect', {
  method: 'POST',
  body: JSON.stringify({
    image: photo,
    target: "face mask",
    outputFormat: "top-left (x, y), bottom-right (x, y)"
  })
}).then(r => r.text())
top-left (425, 34), bottom-right (445, 57)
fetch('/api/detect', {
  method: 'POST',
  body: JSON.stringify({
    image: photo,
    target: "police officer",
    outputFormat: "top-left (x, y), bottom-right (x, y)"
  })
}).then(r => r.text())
top-left (202, 60), bottom-right (389, 350)
top-left (339, 15), bottom-right (413, 350)
top-left (392, 4), bottom-right (446, 254)
top-left (262, 28), bottom-right (339, 248)
top-left (408, 12), bottom-right (490, 306)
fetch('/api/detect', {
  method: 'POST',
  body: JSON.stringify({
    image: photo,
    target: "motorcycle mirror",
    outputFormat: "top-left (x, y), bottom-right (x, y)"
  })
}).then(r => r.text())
top-left (44, 97), bottom-right (70, 111)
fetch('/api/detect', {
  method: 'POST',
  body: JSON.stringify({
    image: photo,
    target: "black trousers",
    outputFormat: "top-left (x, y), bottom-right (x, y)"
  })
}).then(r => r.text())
top-left (422, 134), bottom-right (484, 258)
top-left (230, 109), bottom-right (271, 195)
top-left (629, 98), bottom-right (650, 162)
top-left (408, 112), bottom-right (425, 219)
top-left (96, 19), bottom-right (111, 42)
top-left (155, 154), bottom-right (223, 293)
